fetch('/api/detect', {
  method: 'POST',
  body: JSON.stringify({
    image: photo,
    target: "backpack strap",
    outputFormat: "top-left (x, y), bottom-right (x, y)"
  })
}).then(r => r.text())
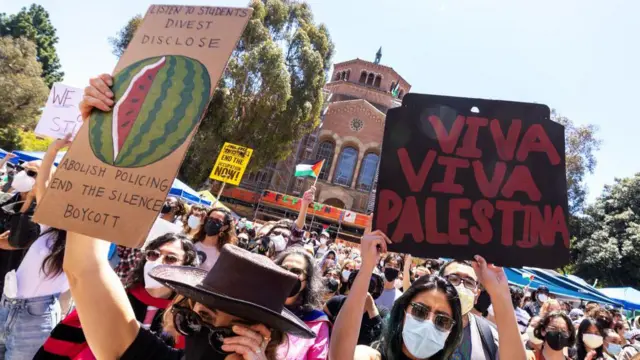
top-left (474, 314), bottom-right (498, 360)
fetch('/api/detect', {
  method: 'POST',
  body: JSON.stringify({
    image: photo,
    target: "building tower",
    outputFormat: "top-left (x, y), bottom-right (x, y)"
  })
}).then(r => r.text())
top-left (237, 50), bottom-right (411, 240)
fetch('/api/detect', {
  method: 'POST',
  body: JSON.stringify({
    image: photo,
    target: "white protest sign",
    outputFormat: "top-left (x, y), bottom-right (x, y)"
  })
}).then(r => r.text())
top-left (143, 217), bottom-right (183, 248)
top-left (34, 83), bottom-right (84, 139)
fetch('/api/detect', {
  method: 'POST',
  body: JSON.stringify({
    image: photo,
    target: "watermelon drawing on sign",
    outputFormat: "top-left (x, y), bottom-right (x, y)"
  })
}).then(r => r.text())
top-left (89, 55), bottom-right (212, 168)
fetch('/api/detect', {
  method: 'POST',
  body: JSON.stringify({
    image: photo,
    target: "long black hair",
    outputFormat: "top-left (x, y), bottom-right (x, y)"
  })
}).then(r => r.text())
top-left (374, 275), bottom-right (464, 360)
top-left (576, 317), bottom-right (605, 360)
top-left (41, 227), bottom-right (67, 278)
top-left (274, 248), bottom-right (323, 314)
top-left (126, 233), bottom-right (199, 289)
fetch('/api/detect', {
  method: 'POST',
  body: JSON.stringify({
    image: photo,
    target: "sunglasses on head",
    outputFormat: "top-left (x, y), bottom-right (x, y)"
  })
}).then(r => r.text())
top-left (172, 305), bottom-right (235, 354)
top-left (408, 302), bottom-right (456, 332)
top-left (145, 249), bottom-right (181, 265)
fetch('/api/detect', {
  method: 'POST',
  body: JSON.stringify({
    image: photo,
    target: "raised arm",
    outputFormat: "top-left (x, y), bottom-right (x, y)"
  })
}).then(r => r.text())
top-left (63, 74), bottom-right (139, 359)
top-left (36, 135), bottom-right (71, 204)
top-left (64, 232), bottom-right (140, 359)
top-left (403, 254), bottom-right (412, 292)
top-left (472, 256), bottom-right (527, 360)
top-left (0, 153), bottom-right (16, 170)
top-left (329, 224), bottom-right (391, 360)
top-left (295, 186), bottom-right (315, 231)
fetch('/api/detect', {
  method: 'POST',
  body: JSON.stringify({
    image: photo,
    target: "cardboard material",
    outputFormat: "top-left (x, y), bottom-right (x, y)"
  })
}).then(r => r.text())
top-left (34, 83), bottom-right (84, 139)
top-left (209, 142), bottom-right (253, 186)
top-left (34, 5), bottom-right (252, 248)
top-left (373, 93), bottom-right (569, 268)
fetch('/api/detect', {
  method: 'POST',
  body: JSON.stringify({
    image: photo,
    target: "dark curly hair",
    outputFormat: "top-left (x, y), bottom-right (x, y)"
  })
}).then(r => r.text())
top-left (274, 248), bottom-right (323, 314)
top-left (193, 208), bottom-right (237, 250)
top-left (534, 311), bottom-right (576, 348)
top-left (126, 233), bottom-right (199, 289)
top-left (373, 275), bottom-right (464, 360)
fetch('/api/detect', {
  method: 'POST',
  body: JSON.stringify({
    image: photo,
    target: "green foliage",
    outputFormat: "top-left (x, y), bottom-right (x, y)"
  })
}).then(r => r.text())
top-left (0, 36), bottom-right (49, 130)
top-left (19, 130), bottom-right (52, 151)
top-left (0, 4), bottom-right (64, 87)
top-left (0, 127), bottom-right (22, 151)
top-left (572, 174), bottom-right (640, 287)
top-left (108, 14), bottom-right (143, 57)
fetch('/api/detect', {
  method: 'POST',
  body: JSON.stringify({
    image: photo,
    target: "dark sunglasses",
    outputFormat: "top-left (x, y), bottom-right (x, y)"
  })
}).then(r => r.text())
top-left (445, 274), bottom-right (478, 290)
top-left (16, 166), bottom-right (37, 178)
top-left (145, 249), bottom-right (181, 265)
top-left (270, 229), bottom-right (291, 238)
top-left (408, 302), bottom-right (456, 332)
top-left (280, 265), bottom-right (306, 278)
top-left (172, 305), bottom-right (234, 354)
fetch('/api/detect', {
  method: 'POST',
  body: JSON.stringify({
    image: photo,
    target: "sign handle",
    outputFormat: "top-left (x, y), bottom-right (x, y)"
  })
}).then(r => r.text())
top-left (212, 182), bottom-right (226, 208)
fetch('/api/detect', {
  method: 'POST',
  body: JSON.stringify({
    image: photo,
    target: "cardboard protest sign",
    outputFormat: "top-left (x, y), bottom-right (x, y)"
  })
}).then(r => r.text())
top-left (34, 5), bottom-right (252, 248)
top-left (373, 94), bottom-right (569, 268)
top-left (34, 83), bottom-right (83, 139)
top-left (209, 142), bottom-right (253, 186)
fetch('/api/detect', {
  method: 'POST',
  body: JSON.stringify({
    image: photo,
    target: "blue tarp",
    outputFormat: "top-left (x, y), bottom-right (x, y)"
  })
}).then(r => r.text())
top-left (600, 288), bottom-right (640, 311)
top-left (10, 151), bottom-right (212, 206)
top-left (505, 267), bottom-right (621, 306)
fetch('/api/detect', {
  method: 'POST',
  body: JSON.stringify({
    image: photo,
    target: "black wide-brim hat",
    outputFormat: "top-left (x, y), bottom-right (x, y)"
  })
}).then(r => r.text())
top-left (150, 244), bottom-right (315, 339)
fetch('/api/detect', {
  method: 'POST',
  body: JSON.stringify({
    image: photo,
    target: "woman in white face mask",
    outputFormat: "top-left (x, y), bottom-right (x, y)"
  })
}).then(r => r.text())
top-left (575, 317), bottom-right (605, 360)
top-left (183, 205), bottom-right (206, 238)
top-left (329, 227), bottom-right (527, 360)
top-left (35, 232), bottom-right (199, 358)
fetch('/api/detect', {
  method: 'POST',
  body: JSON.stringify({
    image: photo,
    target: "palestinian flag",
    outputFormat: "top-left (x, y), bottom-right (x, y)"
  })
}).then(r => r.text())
top-left (295, 159), bottom-right (324, 178)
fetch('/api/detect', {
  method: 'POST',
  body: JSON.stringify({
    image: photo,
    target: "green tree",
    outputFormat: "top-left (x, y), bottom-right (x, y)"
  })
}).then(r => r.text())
top-left (108, 14), bottom-right (142, 57)
top-left (0, 4), bottom-right (64, 87)
top-left (0, 36), bottom-right (49, 150)
top-left (110, 1), bottom-right (334, 187)
top-left (19, 130), bottom-right (52, 151)
top-left (571, 174), bottom-right (640, 287)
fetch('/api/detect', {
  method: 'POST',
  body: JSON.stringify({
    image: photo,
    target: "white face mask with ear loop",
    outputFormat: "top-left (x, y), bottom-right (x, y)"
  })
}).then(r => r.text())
top-left (143, 261), bottom-right (165, 289)
top-left (11, 170), bottom-right (35, 193)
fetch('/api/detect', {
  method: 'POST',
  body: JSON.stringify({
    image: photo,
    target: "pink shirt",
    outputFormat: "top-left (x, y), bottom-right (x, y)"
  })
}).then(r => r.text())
top-left (277, 318), bottom-right (330, 360)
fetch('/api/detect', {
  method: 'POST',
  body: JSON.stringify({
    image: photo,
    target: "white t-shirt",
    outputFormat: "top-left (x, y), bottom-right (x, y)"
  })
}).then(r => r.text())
top-left (13, 226), bottom-right (69, 298)
top-left (195, 242), bottom-right (220, 271)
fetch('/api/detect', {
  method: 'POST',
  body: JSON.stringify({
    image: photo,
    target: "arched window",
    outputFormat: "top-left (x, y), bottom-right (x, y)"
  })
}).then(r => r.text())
top-left (345, 70), bottom-right (350, 81)
top-left (390, 81), bottom-right (396, 91)
top-left (357, 153), bottom-right (379, 191)
top-left (374, 75), bottom-right (382, 88)
top-left (316, 141), bottom-right (335, 181)
top-left (333, 147), bottom-right (358, 187)
top-left (366, 73), bottom-right (375, 86)
top-left (398, 89), bottom-right (404, 98)
top-left (334, 72), bottom-right (341, 81)
top-left (359, 71), bottom-right (367, 83)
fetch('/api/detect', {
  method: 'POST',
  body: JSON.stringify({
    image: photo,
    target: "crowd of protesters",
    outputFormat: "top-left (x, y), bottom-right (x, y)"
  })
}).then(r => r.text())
top-left (0, 75), bottom-right (638, 360)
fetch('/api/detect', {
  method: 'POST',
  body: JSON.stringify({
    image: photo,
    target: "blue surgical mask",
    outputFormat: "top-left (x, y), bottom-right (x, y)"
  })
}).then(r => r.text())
top-left (402, 313), bottom-right (449, 359)
top-left (607, 343), bottom-right (622, 356)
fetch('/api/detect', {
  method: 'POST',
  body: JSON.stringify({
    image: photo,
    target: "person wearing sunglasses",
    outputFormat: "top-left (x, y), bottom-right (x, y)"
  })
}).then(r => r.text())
top-left (274, 248), bottom-right (330, 359)
top-left (330, 228), bottom-right (526, 360)
top-left (193, 207), bottom-right (237, 271)
top-left (35, 232), bottom-right (200, 359)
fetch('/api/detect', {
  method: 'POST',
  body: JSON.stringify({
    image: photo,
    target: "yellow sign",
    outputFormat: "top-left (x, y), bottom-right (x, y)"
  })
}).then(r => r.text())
top-left (209, 142), bottom-right (253, 186)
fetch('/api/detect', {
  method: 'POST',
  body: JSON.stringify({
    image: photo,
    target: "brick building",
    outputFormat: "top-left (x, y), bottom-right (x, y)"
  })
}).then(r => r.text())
top-left (220, 50), bottom-right (411, 240)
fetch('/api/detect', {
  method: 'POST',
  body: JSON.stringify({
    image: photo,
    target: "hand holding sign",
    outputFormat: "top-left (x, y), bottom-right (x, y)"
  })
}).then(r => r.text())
top-left (80, 74), bottom-right (114, 119)
top-left (472, 255), bottom-right (509, 299)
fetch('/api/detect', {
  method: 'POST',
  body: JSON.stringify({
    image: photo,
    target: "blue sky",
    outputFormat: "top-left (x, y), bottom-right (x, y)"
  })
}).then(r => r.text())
top-left (4, 0), bottom-right (638, 203)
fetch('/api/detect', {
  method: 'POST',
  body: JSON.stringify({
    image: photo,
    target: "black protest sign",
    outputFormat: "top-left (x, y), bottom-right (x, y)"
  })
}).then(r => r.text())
top-left (373, 94), bottom-right (569, 268)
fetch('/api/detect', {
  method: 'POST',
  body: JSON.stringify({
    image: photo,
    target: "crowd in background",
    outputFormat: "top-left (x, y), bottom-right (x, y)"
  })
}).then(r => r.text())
top-left (0, 76), bottom-right (639, 360)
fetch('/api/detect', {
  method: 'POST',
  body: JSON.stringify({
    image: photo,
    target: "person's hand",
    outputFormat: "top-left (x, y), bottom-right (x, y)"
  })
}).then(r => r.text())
top-left (79, 74), bottom-right (114, 121)
top-left (360, 230), bottom-right (391, 272)
top-left (472, 255), bottom-right (509, 299)
top-left (222, 324), bottom-right (271, 360)
top-left (0, 231), bottom-right (9, 241)
top-left (364, 292), bottom-right (376, 313)
top-left (585, 350), bottom-right (596, 360)
top-left (526, 350), bottom-right (536, 360)
top-left (50, 133), bottom-right (72, 152)
top-left (4, 153), bottom-right (16, 160)
top-left (404, 254), bottom-right (412, 270)
top-left (301, 186), bottom-right (316, 205)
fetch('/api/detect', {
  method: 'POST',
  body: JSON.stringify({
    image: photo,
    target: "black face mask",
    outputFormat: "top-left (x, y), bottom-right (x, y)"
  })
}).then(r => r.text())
top-left (545, 331), bottom-right (570, 351)
top-left (184, 327), bottom-right (231, 360)
top-left (161, 203), bottom-right (173, 214)
top-left (205, 219), bottom-right (224, 236)
top-left (384, 267), bottom-right (399, 282)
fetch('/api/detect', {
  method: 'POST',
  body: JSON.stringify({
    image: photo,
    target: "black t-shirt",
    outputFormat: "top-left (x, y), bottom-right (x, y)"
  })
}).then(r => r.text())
top-left (326, 295), bottom-right (386, 346)
top-left (121, 328), bottom-right (183, 360)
